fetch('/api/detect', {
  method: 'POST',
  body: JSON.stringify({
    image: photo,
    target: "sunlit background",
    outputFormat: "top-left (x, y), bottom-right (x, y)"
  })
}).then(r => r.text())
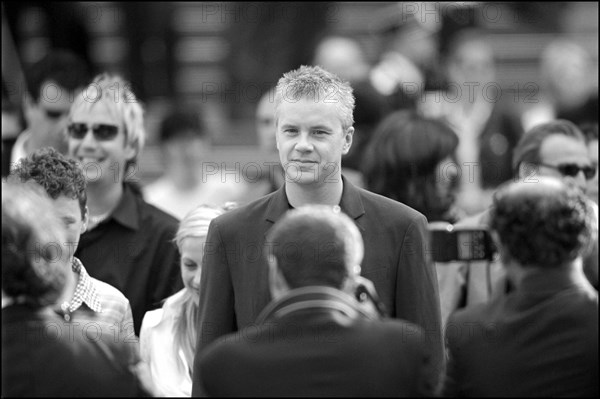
top-left (2, 2), bottom-right (598, 185)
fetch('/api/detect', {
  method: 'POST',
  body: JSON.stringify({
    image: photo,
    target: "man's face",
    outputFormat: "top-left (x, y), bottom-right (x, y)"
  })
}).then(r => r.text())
top-left (537, 134), bottom-right (592, 192)
top-left (448, 40), bottom-right (495, 88)
top-left (67, 101), bottom-right (136, 186)
top-left (51, 195), bottom-right (87, 263)
top-left (25, 80), bottom-right (74, 149)
top-left (276, 96), bottom-right (353, 186)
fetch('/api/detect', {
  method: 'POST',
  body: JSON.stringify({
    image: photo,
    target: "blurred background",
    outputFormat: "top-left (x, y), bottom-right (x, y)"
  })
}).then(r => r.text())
top-left (2, 1), bottom-right (598, 186)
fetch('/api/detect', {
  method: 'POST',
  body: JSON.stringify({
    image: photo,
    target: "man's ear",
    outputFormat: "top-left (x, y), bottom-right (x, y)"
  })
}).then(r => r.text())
top-left (22, 92), bottom-right (37, 122)
top-left (491, 231), bottom-right (511, 264)
top-left (518, 162), bottom-right (537, 182)
top-left (268, 254), bottom-right (289, 300)
top-left (342, 127), bottom-right (354, 155)
top-left (124, 139), bottom-right (138, 162)
top-left (81, 206), bottom-right (89, 233)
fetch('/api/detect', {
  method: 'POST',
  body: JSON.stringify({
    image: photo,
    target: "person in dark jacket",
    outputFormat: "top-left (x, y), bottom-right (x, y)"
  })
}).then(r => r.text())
top-left (444, 177), bottom-right (598, 397)
top-left (197, 205), bottom-right (437, 396)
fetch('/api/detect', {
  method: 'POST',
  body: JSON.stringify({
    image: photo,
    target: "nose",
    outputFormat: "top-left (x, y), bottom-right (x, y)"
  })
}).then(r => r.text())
top-left (294, 132), bottom-right (313, 152)
top-left (78, 128), bottom-right (99, 149)
top-left (192, 268), bottom-right (201, 287)
top-left (565, 173), bottom-right (587, 193)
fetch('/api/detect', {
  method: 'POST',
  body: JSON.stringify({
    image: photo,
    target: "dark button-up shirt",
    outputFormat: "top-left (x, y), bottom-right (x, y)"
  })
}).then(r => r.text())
top-left (75, 183), bottom-right (182, 335)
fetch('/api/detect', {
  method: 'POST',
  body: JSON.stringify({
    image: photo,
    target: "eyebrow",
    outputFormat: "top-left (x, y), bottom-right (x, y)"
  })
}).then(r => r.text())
top-left (311, 125), bottom-right (333, 131)
top-left (279, 123), bottom-right (334, 131)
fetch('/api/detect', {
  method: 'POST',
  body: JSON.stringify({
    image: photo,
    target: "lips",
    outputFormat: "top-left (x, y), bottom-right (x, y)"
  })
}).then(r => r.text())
top-left (77, 156), bottom-right (106, 165)
top-left (290, 159), bottom-right (317, 164)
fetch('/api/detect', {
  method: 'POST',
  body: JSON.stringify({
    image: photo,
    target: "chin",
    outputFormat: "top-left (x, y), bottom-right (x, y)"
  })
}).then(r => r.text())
top-left (285, 170), bottom-right (323, 185)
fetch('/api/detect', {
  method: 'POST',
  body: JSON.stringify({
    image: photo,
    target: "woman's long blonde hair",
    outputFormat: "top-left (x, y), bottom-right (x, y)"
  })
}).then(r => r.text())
top-left (170, 203), bottom-right (235, 375)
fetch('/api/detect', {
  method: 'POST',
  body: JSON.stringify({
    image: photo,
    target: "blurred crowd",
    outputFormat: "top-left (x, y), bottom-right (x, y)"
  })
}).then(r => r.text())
top-left (2, 2), bottom-right (598, 397)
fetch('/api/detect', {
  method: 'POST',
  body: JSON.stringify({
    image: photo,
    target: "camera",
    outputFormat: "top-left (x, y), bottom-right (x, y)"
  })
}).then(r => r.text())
top-left (429, 223), bottom-right (496, 263)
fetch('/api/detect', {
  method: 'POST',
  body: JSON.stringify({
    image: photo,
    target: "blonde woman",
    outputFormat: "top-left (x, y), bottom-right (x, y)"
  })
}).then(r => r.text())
top-left (139, 204), bottom-right (233, 396)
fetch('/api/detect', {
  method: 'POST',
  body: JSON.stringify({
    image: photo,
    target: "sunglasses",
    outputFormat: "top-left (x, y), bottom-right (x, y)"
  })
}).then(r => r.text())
top-left (67, 123), bottom-right (120, 141)
top-left (539, 162), bottom-right (597, 180)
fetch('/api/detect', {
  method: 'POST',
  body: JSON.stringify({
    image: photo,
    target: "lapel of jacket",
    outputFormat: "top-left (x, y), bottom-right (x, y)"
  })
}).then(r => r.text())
top-left (339, 176), bottom-right (366, 233)
top-left (263, 184), bottom-right (290, 239)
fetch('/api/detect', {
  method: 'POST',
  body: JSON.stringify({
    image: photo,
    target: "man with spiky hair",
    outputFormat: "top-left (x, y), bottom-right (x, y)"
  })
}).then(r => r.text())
top-left (192, 65), bottom-right (444, 394)
top-left (66, 73), bottom-right (181, 335)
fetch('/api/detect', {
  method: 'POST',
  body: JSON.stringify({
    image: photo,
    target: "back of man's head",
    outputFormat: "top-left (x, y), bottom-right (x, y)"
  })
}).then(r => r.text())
top-left (266, 205), bottom-right (363, 290)
top-left (512, 119), bottom-right (586, 175)
top-left (2, 181), bottom-right (68, 307)
top-left (490, 177), bottom-right (596, 269)
top-left (26, 49), bottom-right (90, 103)
top-left (9, 147), bottom-right (87, 219)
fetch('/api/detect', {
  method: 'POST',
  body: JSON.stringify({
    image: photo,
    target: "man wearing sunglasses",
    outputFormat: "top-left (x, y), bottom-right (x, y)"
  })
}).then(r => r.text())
top-left (514, 119), bottom-right (596, 194)
top-left (66, 73), bottom-right (182, 336)
top-left (11, 50), bottom-right (89, 167)
top-left (513, 119), bottom-right (598, 289)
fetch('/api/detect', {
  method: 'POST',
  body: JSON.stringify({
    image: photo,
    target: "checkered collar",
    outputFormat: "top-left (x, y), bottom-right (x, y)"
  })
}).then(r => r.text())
top-left (67, 257), bottom-right (103, 313)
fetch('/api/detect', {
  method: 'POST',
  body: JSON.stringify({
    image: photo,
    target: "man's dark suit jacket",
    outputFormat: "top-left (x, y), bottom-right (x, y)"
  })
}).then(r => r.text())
top-left (192, 177), bottom-right (444, 395)
top-left (2, 304), bottom-right (142, 396)
top-left (443, 266), bottom-right (599, 397)
top-left (197, 287), bottom-right (437, 396)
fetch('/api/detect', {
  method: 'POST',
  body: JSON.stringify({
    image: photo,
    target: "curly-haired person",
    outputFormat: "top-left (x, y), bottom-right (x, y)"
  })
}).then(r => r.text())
top-left (2, 181), bottom-right (144, 396)
top-left (443, 176), bottom-right (598, 397)
top-left (8, 147), bottom-right (137, 348)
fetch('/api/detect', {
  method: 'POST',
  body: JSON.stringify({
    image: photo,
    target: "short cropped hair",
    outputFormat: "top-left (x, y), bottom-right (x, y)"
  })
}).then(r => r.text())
top-left (275, 65), bottom-right (355, 130)
top-left (9, 147), bottom-right (87, 219)
top-left (159, 108), bottom-right (207, 144)
top-left (512, 119), bottom-right (586, 175)
top-left (2, 181), bottom-right (68, 306)
top-left (70, 73), bottom-right (146, 165)
top-left (266, 205), bottom-right (363, 289)
top-left (490, 178), bottom-right (596, 269)
top-left (26, 49), bottom-right (90, 103)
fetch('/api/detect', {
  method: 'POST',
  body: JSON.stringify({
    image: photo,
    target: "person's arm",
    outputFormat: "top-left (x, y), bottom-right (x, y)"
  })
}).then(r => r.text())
top-left (441, 313), bottom-right (462, 397)
top-left (397, 214), bottom-right (445, 388)
top-left (191, 220), bottom-right (236, 396)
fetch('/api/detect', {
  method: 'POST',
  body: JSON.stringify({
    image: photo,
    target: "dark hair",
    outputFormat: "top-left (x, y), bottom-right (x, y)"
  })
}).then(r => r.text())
top-left (159, 108), bottom-right (207, 143)
top-left (10, 147), bottom-right (87, 218)
top-left (490, 178), bottom-right (596, 269)
top-left (266, 207), bottom-right (362, 289)
top-left (26, 49), bottom-right (90, 103)
top-left (361, 110), bottom-right (459, 221)
top-left (512, 119), bottom-right (586, 175)
top-left (2, 182), bottom-right (67, 306)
